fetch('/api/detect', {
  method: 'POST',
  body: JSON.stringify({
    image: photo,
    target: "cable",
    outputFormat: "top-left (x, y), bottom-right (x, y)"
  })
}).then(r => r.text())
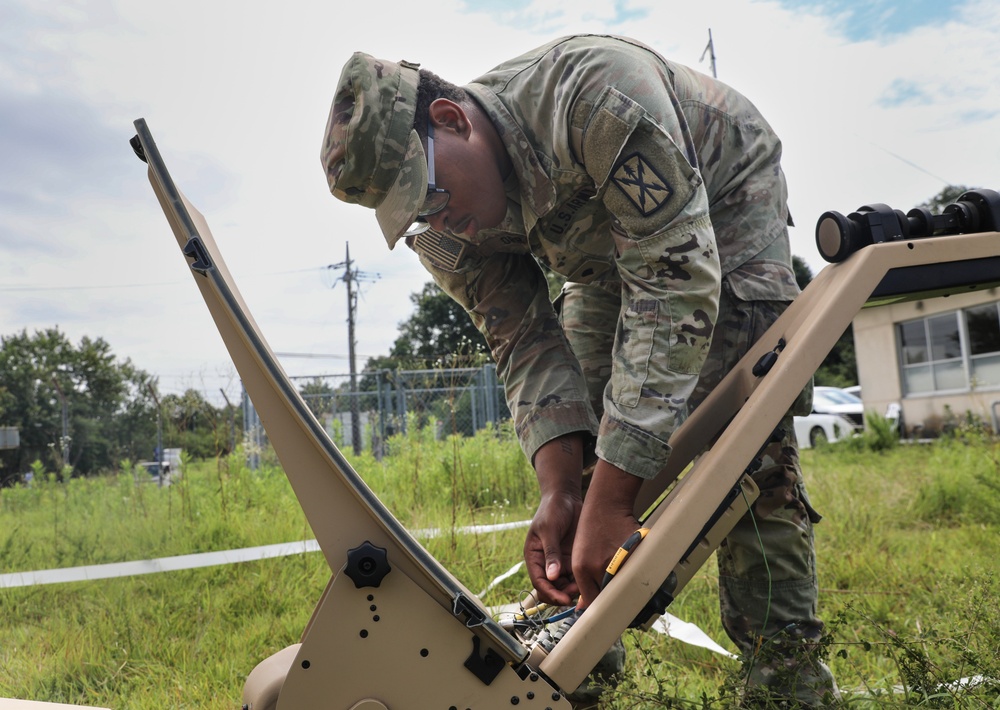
top-left (511, 602), bottom-right (553, 621)
top-left (739, 485), bottom-right (773, 685)
top-left (542, 607), bottom-right (578, 625)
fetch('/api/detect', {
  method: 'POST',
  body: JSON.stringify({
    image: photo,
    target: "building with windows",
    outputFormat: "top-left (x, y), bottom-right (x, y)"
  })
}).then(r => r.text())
top-left (852, 288), bottom-right (1000, 436)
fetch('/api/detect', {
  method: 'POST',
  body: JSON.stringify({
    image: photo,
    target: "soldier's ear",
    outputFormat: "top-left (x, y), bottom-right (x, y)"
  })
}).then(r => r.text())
top-left (428, 99), bottom-right (470, 137)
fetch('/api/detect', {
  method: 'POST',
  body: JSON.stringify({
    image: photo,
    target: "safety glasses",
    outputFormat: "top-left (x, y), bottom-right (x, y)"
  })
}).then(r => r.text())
top-left (404, 123), bottom-right (450, 238)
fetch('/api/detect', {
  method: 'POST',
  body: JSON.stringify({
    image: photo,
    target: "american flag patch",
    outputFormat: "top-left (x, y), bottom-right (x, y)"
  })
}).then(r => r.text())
top-left (412, 230), bottom-right (469, 271)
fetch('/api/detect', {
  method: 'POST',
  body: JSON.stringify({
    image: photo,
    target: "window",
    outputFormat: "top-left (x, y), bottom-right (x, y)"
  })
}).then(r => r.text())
top-left (967, 303), bottom-right (1000, 388)
top-left (897, 300), bottom-right (1000, 395)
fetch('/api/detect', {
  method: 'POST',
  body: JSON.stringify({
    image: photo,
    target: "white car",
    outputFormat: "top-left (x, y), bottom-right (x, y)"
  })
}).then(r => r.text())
top-left (812, 386), bottom-right (865, 428)
top-left (793, 410), bottom-right (860, 448)
top-left (794, 386), bottom-right (865, 448)
top-left (829, 385), bottom-right (904, 434)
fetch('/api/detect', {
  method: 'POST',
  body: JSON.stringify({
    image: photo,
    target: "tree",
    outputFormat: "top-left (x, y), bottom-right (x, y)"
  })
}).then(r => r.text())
top-left (0, 328), bottom-right (157, 476)
top-left (363, 282), bottom-right (489, 375)
top-left (350, 283), bottom-right (497, 439)
top-left (299, 377), bottom-right (336, 419)
top-left (792, 254), bottom-right (813, 291)
top-left (791, 255), bottom-right (858, 388)
top-left (393, 282), bottom-right (489, 364)
top-left (917, 185), bottom-right (973, 213)
top-left (159, 388), bottom-right (231, 460)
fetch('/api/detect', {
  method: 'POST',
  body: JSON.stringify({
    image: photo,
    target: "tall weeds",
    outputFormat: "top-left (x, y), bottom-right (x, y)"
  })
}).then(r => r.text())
top-left (1, 428), bottom-right (998, 708)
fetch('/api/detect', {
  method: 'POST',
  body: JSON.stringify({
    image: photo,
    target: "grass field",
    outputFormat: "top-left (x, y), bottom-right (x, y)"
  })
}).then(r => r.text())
top-left (1, 423), bottom-right (998, 708)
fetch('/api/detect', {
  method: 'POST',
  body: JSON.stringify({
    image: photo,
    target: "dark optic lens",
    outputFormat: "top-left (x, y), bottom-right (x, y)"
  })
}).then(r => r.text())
top-left (419, 190), bottom-right (450, 217)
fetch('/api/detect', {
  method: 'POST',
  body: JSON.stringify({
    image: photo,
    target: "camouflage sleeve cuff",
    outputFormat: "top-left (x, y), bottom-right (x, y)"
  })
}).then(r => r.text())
top-left (595, 416), bottom-right (672, 480)
top-left (516, 400), bottom-right (600, 465)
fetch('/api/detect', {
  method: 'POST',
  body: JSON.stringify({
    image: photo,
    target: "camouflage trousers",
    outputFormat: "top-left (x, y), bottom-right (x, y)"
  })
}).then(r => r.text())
top-left (559, 277), bottom-right (837, 705)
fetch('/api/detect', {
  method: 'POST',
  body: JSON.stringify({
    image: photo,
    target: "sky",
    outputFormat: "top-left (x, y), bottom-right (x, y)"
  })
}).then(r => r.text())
top-left (1, 0), bottom-right (997, 405)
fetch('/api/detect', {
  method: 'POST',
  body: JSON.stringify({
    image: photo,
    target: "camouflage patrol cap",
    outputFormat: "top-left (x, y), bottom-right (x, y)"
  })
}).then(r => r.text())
top-left (321, 52), bottom-right (425, 248)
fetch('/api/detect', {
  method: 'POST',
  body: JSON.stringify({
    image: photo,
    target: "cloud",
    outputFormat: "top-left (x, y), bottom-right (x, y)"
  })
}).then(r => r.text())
top-left (768, 0), bottom-right (965, 40)
top-left (0, 2), bottom-right (235, 269)
top-left (877, 79), bottom-right (932, 108)
top-left (955, 108), bottom-right (1000, 125)
top-left (0, 88), bottom-right (138, 196)
top-left (461, 0), bottom-right (649, 34)
top-left (2, 0), bottom-right (999, 404)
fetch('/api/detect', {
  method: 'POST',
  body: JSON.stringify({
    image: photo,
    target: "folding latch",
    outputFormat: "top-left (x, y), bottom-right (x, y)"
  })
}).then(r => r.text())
top-left (182, 237), bottom-right (213, 275)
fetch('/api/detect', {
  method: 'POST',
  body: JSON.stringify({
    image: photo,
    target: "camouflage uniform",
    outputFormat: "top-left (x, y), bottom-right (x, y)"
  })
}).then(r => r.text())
top-left (558, 245), bottom-right (837, 705)
top-left (323, 35), bottom-right (837, 705)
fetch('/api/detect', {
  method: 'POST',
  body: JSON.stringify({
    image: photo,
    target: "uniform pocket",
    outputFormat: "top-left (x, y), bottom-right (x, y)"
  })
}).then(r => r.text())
top-left (611, 295), bottom-right (659, 407)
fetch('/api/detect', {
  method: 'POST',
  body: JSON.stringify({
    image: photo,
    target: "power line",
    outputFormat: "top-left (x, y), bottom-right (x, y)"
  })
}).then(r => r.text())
top-left (274, 352), bottom-right (351, 359)
top-left (857, 134), bottom-right (954, 185)
top-left (0, 280), bottom-right (188, 292)
top-left (0, 266), bottom-right (331, 293)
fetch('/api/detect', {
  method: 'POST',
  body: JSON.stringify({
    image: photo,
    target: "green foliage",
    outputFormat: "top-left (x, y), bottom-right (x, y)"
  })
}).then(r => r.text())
top-left (29, 459), bottom-right (46, 481)
top-left (862, 411), bottom-right (899, 451)
top-left (791, 254), bottom-right (813, 291)
top-left (909, 429), bottom-right (1000, 527)
top-left (606, 440), bottom-right (1000, 708)
top-left (0, 328), bottom-right (158, 476)
top-left (0, 328), bottom-right (242, 479)
top-left (2, 434), bottom-right (999, 708)
top-left (813, 326), bottom-right (858, 389)
top-left (363, 282), bottom-right (489, 374)
top-left (355, 416), bottom-right (534, 524)
top-left (917, 185), bottom-right (975, 213)
top-left (159, 388), bottom-right (237, 460)
top-left (839, 411), bottom-right (900, 454)
top-left (790, 258), bottom-right (859, 388)
top-left (297, 377), bottom-right (335, 418)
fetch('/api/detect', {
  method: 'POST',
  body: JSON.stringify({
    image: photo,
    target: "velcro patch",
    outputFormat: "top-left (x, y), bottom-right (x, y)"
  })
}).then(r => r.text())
top-left (410, 230), bottom-right (470, 272)
top-left (609, 152), bottom-right (674, 217)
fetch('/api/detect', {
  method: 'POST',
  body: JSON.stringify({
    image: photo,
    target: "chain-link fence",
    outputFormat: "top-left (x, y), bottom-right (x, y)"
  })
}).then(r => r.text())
top-left (243, 365), bottom-right (510, 461)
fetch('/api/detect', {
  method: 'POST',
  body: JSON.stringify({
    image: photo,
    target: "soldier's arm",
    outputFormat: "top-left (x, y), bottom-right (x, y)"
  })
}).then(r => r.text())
top-left (575, 82), bottom-right (721, 481)
top-left (562, 82), bottom-right (723, 605)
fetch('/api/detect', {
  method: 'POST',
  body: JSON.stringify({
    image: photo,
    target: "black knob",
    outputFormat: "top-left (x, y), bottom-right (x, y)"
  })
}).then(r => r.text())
top-left (345, 541), bottom-right (391, 588)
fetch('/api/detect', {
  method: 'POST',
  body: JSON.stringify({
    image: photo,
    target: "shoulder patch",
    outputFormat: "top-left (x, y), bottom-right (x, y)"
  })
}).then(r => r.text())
top-left (609, 152), bottom-right (674, 217)
top-left (601, 115), bottom-right (698, 238)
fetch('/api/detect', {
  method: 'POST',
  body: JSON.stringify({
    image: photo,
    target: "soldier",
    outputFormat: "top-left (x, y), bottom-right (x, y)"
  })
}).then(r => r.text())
top-left (321, 35), bottom-right (840, 707)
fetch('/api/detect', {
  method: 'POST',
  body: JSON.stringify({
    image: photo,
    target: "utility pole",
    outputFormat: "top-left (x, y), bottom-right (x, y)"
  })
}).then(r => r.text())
top-left (327, 243), bottom-right (379, 455)
top-left (219, 388), bottom-right (236, 454)
top-left (51, 377), bottom-right (70, 472)
top-left (701, 28), bottom-right (718, 78)
top-left (147, 384), bottom-right (165, 487)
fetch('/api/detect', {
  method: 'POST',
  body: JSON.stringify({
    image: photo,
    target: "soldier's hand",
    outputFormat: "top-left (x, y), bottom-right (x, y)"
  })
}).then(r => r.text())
top-left (524, 490), bottom-right (581, 606)
top-left (572, 461), bottom-right (643, 609)
top-left (526, 434), bottom-right (586, 606)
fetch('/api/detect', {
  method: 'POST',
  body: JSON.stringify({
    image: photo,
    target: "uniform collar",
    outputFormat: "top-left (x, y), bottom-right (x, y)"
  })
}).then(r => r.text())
top-left (465, 83), bottom-right (557, 217)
